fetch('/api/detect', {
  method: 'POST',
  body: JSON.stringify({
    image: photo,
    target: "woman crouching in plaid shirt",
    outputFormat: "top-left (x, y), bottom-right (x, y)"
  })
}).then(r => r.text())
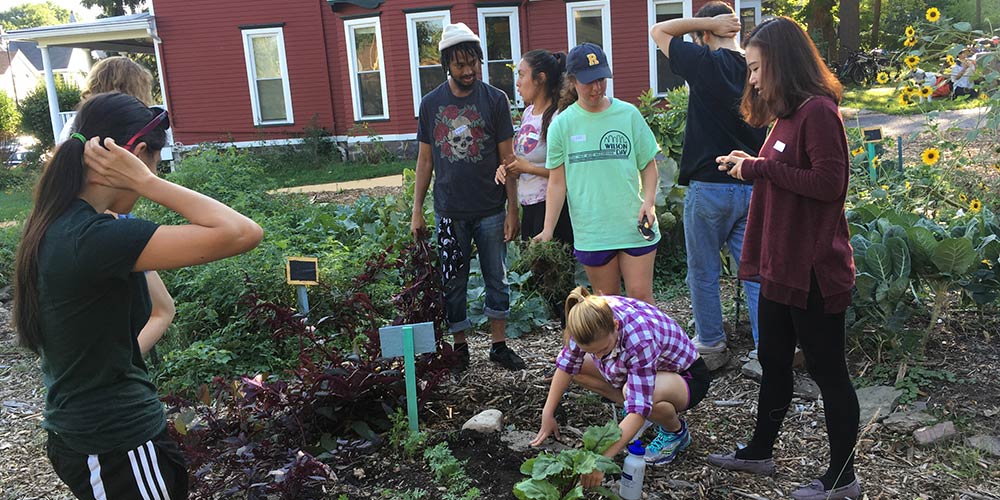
top-left (530, 286), bottom-right (711, 487)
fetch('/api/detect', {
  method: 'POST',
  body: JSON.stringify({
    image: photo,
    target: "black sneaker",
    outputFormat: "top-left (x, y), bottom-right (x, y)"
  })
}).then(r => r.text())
top-left (489, 343), bottom-right (526, 370)
top-left (453, 343), bottom-right (470, 373)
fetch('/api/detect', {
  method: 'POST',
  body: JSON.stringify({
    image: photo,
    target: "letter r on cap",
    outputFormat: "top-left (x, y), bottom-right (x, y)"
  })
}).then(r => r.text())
top-left (587, 54), bottom-right (599, 66)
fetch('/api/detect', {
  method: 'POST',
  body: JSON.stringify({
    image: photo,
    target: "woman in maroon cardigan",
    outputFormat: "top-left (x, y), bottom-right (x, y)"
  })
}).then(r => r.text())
top-left (706, 17), bottom-right (861, 500)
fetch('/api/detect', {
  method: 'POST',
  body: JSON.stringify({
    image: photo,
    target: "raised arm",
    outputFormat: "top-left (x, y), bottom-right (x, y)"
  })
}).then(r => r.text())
top-left (650, 13), bottom-right (741, 57)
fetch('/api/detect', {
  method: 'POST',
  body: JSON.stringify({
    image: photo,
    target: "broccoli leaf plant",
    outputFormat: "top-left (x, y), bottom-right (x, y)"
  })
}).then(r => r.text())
top-left (513, 421), bottom-right (623, 500)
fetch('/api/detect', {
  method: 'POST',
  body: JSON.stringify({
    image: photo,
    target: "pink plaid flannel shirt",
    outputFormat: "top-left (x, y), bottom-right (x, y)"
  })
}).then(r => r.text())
top-left (555, 296), bottom-right (698, 417)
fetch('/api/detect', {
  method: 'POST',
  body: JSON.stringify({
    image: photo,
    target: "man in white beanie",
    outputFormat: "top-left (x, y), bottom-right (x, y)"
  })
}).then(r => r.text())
top-left (410, 22), bottom-right (526, 371)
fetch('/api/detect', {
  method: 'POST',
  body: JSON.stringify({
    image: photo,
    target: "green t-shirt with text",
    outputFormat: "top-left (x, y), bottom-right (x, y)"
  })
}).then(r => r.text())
top-left (546, 98), bottom-right (661, 251)
top-left (37, 199), bottom-right (163, 455)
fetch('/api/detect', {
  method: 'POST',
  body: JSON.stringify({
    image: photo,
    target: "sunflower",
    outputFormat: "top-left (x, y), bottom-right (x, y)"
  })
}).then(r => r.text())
top-left (905, 26), bottom-right (916, 37)
top-left (905, 55), bottom-right (921, 69)
top-left (946, 55), bottom-right (956, 67)
top-left (921, 147), bottom-right (940, 165)
top-left (970, 199), bottom-right (982, 212)
top-left (897, 93), bottom-right (911, 106)
top-left (903, 85), bottom-right (916, 95)
top-left (872, 156), bottom-right (881, 169)
top-left (920, 86), bottom-right (933, 97)
top-left (877, 72), bottom-right (890, 84)
top-left (904, 37), bottom-right (918, 47)
top-left (959, 193), bottom-right (968, 202)
top-left (851, 147), bottom-right (865, 156)
top-left (926, 7), bottom-right (941, 22)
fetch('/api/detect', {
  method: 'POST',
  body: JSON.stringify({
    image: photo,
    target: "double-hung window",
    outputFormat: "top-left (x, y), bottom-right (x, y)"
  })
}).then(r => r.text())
top-left (478, 6), bottom-right (521, 106)
top-left (345, 17), bottom-right (389, 120)
top-left (406, 10), bottom-right (451, 116)
top-left (241, 27), bottom-right (294, 125)
top-left (566, 0), bottom-right (613, 96)
top-left (649, 0), bottom-right (689, 95)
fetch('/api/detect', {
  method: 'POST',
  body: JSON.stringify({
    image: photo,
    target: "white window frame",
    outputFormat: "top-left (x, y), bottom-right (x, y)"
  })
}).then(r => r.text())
top-left (566, 0), bottom-right (613, 97)
top-left (478, 6), bottom-right (522, 107)
top-left (734, 0), bottom-right (762, 46)
top-left (241, 27), bottom-right (294, 126)
top-left (406, 10), bottom-right (451, 117)
top-left (344, 17), bottom-right (390, 121)
top-left (648, 0), bottom-right (693, 97)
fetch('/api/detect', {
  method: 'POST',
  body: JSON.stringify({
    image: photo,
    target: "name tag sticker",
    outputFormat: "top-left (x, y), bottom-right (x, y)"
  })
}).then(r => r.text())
top-left (571, 134), bottom-right (587, 142)
top-left (774, 140), bottom-right (786, 152)
top-left (454, 124), bottom-right (469, 135)
top-left (526, 132), bottom-right (540, 141)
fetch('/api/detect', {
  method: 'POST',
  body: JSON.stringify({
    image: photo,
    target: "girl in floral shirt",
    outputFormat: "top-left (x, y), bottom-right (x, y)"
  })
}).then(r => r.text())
top-left (531, 287), bottom-right (710, 487)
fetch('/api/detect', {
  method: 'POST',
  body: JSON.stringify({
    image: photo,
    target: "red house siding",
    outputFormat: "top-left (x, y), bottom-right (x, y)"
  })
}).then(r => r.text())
top-left (153, 0), bottom-right (741, 147)
top-left (154, 0), bottom-right (336, 145)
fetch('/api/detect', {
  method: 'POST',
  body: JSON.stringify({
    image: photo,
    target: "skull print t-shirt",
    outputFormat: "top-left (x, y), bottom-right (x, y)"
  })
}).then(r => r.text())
top-left (417, 80), bottom-right (515, 220)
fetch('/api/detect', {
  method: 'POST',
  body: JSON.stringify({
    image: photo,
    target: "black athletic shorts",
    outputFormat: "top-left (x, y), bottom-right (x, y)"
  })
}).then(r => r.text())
top-left (680, 357), bottom-right (711, 411)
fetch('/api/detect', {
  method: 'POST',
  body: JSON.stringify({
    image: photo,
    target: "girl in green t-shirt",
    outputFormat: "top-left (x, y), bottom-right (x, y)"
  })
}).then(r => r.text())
top-left (13, 92), bottom-right (263, 499)
top-left (535, 43), bottom-right (661, 305)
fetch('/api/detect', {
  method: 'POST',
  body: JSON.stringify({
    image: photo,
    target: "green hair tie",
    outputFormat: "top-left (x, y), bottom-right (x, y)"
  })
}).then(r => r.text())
top-left (70, 133), bottom-right (87, 144)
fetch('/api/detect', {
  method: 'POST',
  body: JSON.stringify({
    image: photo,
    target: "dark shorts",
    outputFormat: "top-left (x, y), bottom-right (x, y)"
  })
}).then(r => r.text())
top-left (680, 357), bottom-right (711, 411)
top-left (573, 242), bottom-right (658, 267)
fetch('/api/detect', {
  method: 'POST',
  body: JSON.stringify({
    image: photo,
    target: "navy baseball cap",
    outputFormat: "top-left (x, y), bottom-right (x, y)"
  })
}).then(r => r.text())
top-left (566, 43), bottom-right (613, 84)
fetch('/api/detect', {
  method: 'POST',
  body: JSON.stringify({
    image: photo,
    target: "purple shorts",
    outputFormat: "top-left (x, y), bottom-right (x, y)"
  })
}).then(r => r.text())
top-left (573, 242), bottom-right (658, 267)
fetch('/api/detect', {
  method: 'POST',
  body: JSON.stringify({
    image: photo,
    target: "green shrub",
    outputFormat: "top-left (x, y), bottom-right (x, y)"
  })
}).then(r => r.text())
top-left (18, 81), bottom-right (81, 149)
top-left (155, 341), bottom-right (235, 396)
top-left (0, 223), bottom-right (20, 288)
top-left (0, 90), bottom-right (19, 141)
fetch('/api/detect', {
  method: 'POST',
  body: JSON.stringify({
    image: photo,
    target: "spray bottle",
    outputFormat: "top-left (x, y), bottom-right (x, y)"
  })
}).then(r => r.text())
top-left (619, 440), bottom-right (646, 500)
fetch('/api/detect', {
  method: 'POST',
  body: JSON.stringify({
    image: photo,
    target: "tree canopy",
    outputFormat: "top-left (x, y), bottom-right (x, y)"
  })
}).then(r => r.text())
top-left (0, 2), bottom-right (71, 31)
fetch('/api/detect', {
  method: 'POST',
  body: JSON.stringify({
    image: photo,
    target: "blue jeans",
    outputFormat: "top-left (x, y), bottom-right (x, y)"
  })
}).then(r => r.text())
top-left (435, 211), bottom-right (510, 333)
top-left (683, 181), bottom-right (760, 347)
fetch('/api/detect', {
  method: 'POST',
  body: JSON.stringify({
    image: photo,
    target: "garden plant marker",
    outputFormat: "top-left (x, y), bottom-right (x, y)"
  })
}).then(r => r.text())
top-left (378, 322), bottom-right (436, 434)
top-left (286, 256), bottom-right (319, 315)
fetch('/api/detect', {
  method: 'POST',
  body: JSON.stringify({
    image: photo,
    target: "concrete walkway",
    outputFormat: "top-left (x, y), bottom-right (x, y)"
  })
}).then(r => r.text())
top-left (273, 174), bottom-right (403, 194)
top-left (840, 106), bottom-right (989, 136)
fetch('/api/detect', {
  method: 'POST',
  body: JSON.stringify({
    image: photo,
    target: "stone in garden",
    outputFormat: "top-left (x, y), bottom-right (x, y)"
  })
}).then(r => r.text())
top-left (501, 430), bottom-right (570, 453)
top-left (856, 385), bottom-right (903, 425)
top-left (883, 410), bottom-right (937, 434)
top-left (702, 351), bottom-right (731, 372)
top-left (793, 375), bottom-right (821, 401)
top-left (965, 435), bottom-right (1000, 457)
top-left (913, 421), bottom-right (957, 446)
top-left (0, 285), bottom-right (11, 303)
top-left (462, 409), bottom-right (503, 434)
top-left (742, 360), bottom-right (762, 381)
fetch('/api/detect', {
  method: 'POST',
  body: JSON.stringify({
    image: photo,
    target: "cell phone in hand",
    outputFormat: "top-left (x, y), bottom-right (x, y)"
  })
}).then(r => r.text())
top-left (723, 161), bottom-right (736, 171)
top-left (638, 215), bottom-right (655, 241)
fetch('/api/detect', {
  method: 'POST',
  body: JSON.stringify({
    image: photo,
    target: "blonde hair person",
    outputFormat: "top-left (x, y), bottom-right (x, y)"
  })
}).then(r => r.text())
top-left (58, 56), bottom-right (155, 144)
top-left (532, 287), bottom-right (710, 489)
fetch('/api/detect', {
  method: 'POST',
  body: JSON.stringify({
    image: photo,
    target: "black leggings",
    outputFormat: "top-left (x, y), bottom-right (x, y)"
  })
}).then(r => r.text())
top-left (738, 274), bottom-right (859, 488)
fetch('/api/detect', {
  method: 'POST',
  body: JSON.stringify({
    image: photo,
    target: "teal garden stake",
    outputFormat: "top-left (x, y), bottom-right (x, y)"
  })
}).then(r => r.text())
top-left (378, 322), bottom-right (436, 434)
top-left (285, 257), bottom-right (319, 315)
top-left (862, 127), bottom-right (884, 181)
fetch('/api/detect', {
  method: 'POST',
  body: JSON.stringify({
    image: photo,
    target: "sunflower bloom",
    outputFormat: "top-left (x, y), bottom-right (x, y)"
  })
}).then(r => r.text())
top-left (897, 93), bottom-right (910, 106)
top-left (959, 193), bottom-right (968, 202)
top-left (970, 199), bottom-right (982, 212)
top-left (905, 26), bottom-right (916, 37)
top-left (946, 55), bottom-right (956, 67)
top-left (851, 147), bottom-right (864, 156)
top-left (926, 7), bottom-right (941, 22)
top-left (904, 37), bottom-right (918, 47)
top-left (905, 55), bottom-right (921, 69)
top-left (920, 86), bottom-right (933, 97)
top-left (921, 148), bottom-right (940, 165)
top-left (877, 72), bottom-right (890, 84)
top-left (872, 156), bottom-right (881, 169)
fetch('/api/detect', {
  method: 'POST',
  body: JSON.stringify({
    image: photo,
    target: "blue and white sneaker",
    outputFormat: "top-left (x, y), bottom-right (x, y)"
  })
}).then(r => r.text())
top-left (620, 408), bottom-right (655, 441)
top-left (644, 419), bottom-right (691, 465)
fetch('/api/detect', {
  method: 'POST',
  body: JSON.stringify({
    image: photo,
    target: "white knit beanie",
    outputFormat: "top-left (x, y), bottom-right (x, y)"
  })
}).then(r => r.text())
top-left (439, 22), bottom-right (481, 51)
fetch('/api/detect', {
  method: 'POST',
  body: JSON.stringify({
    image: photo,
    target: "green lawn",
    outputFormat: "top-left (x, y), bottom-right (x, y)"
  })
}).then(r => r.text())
top-left (841, 85), bottom-right (988, 115)
top-left (259, 157), bottom-right (415, 190)
top-left (0, 187), bottom-right (32, 222)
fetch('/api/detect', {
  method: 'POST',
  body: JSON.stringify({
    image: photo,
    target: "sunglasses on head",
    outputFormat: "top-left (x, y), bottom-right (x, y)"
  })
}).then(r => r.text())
top-left (124, 109), bottom-right (169, 152)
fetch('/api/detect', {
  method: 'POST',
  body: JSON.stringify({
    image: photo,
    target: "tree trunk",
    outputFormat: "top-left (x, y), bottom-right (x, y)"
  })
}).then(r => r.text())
top-left (870, 0), bottom-right (883, 48)
top-left (841, 0), bottom-right (861, 63)
top-left (810, 0), bottom-right (838, 63)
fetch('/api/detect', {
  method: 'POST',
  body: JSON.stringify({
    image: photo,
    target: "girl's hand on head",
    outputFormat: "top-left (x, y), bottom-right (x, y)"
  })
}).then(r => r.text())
top-left (84, 137), bottom-right (156, 190)
top-left (530, 413), bottom-right (561, 446)
top-left (712, 13), bottom-right (741, 38)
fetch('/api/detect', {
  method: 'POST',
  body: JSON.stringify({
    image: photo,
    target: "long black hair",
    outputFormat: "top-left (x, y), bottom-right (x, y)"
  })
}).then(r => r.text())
top-left (521, 49), bottom-right (566, 141)
top-left (13, 92), bottom-right (169, 354)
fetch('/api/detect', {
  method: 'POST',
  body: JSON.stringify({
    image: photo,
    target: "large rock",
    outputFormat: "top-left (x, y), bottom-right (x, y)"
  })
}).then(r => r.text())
top-left (856, 386), bottom-right (903, 426)
top-left (914, 421), bottom-right (957, 446)
top-left (742, 360), bottom-right (763, 381)
top-left (462, 409), bottom-right (503, 434)
top-left (793, 375), bottom-right (821, 401)
top-left (501, 430), bottom-right (570, 453)
top-left (0, 285), bottom-right (11, 304)
top-left (883, 410), bottom-right (937, 434)
top-left (702, 351), bottom-right (731, 372)
top-left (966, 435), bottom-right (1000, 457)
